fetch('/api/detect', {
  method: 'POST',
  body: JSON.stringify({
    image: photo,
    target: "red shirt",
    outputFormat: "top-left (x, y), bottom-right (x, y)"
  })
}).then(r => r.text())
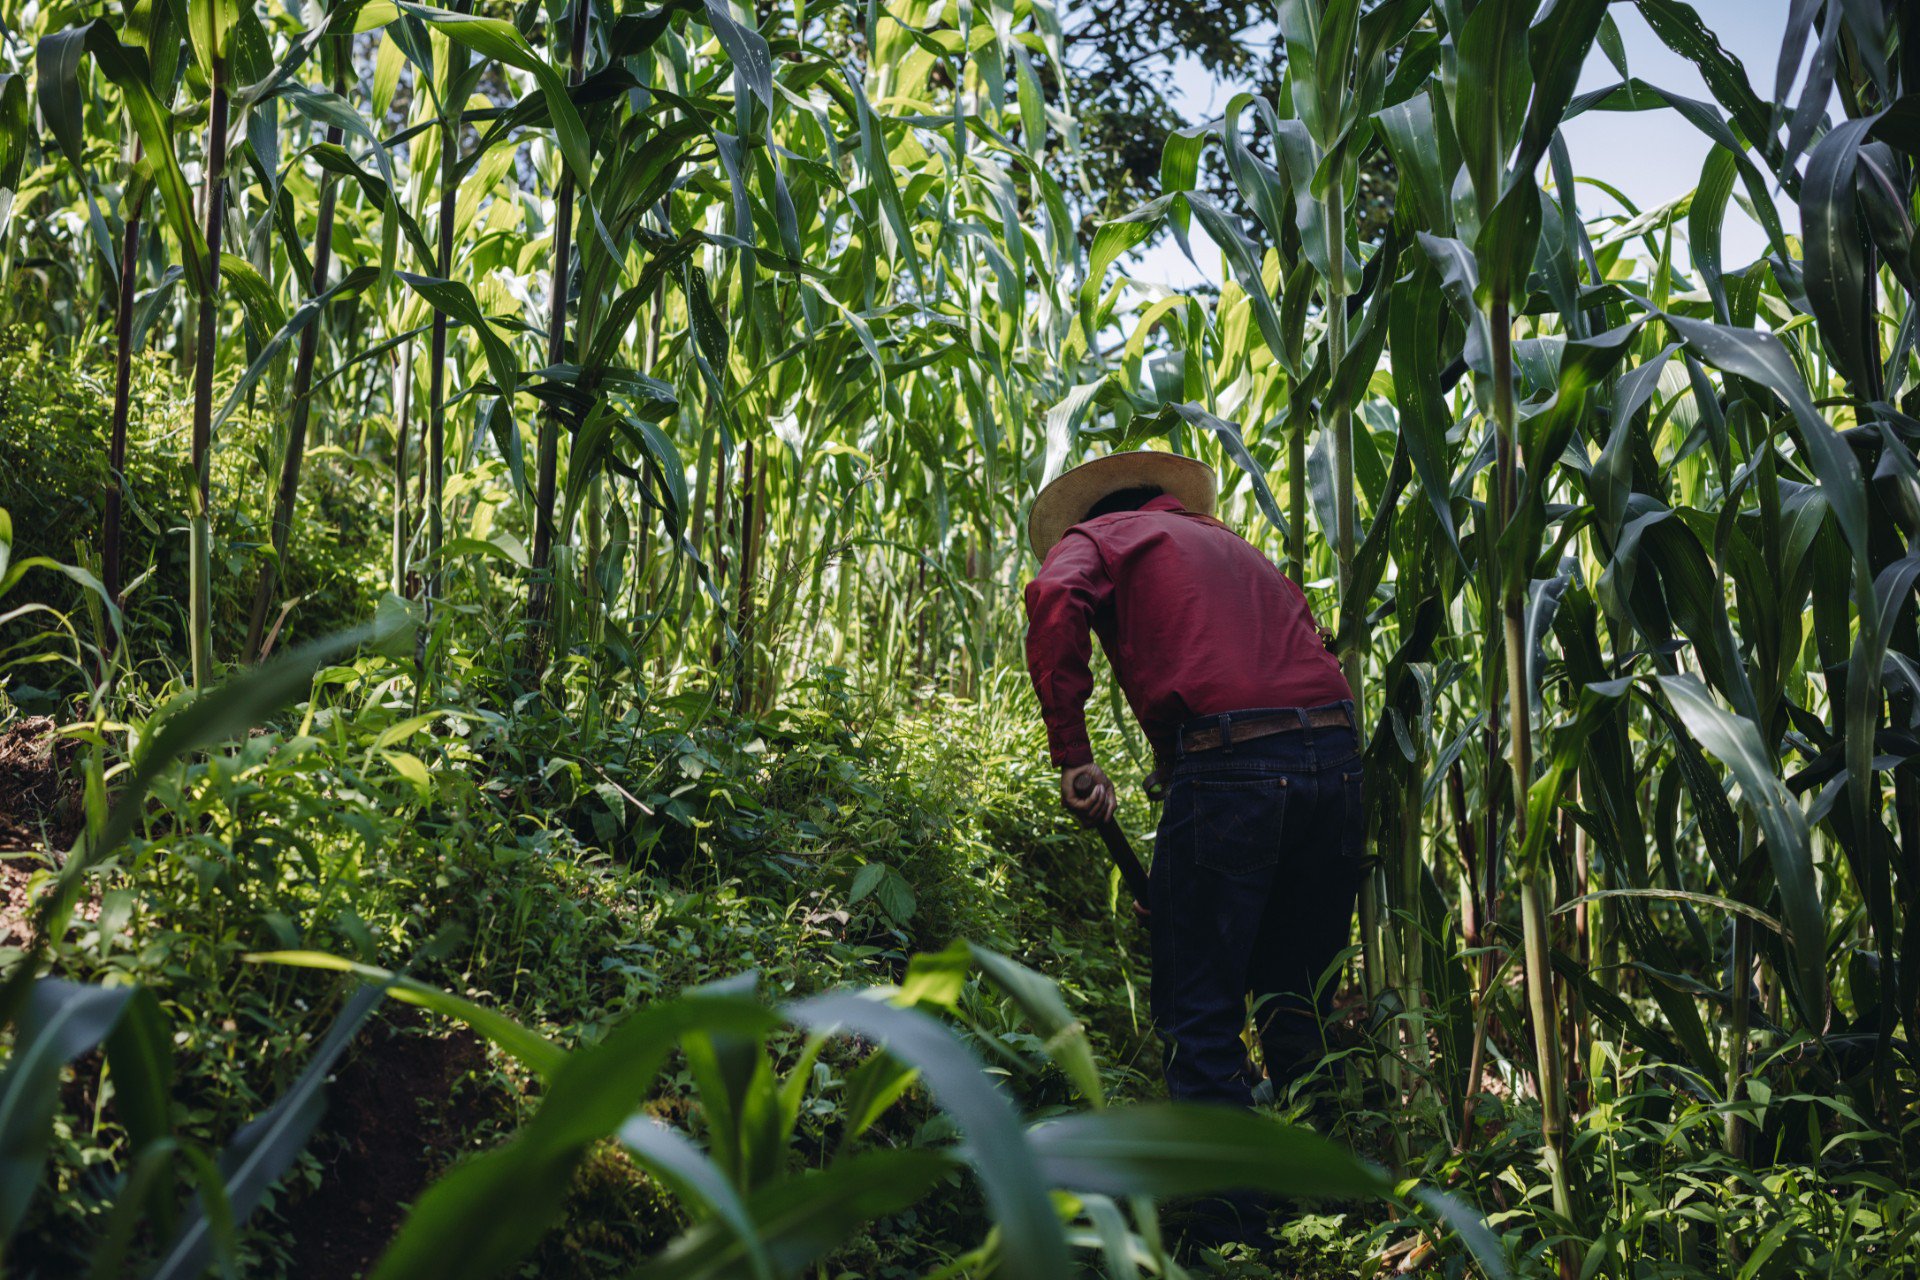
top-left (1023, 495), bottom-right (1350, 767)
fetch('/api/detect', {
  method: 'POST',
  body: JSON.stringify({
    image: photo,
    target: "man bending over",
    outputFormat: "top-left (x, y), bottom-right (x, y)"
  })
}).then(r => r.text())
top-left (1022, 449), bottom-right (1365, 1105)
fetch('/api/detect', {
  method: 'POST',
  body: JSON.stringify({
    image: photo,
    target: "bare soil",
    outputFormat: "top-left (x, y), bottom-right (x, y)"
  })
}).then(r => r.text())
top-left (282, 1006), bottom-right (498, 1280)
top-left (0, 855), bottom-right (43, 948)
top-left (0, 716), bottom-right (83, 852)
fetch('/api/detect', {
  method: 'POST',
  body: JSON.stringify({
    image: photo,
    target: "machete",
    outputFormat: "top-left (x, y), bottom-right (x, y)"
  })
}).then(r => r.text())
top-left (1072, 773), bottom-right (1151, 906)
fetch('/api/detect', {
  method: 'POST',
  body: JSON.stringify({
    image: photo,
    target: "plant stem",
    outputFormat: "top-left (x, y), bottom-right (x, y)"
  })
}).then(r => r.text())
top-left (392, 343), bottom-right (413, 595)
top-left (1520, 873), bottom-right (1572, 1222)
top-left (246, 92), bottom-right (344, 662)
top-left (734, 436), bottom-right (756, 713)
top-left (1451, 758), bottom-right (1497, 1152)
top-left (525, 0), bottom-right (591, 671)
top-left (1495, 288), bottom-right (1574, 1254)
top-left (1326, 198), bottom-right (1358, 709)
top-left (1324, 157), bottom-right (1391, 1057)
top-left (188, 71), bottom-right (228, 689)
top-left (1288, 401), bottom-right (1307, 586)
top-left (104, 178), bottom-right (140, 623)
top-left (1726, 815), bottom-right (1757, 1159)
top-left (425, 21), bottom-right (466, 658)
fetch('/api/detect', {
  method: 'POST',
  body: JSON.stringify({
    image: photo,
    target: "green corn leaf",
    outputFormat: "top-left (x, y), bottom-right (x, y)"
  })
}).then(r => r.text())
top-left (1566, 79), bottom-right (1792, 262)
top-left (1449, 0), bottom-right (1531, 213)
top-left (1523, 570), bottom-right (1572, 721)
top-left (248, 951), bottom-right (567, 1078)
top-left (1222, 95), bottom-right (1292, 257)
top-left (103, 988), bottom-right (175, 1233)
top-left (634, 1149), bottom-right (955, 1280)
top-left (834, 1048), bottom-right (919, 1153)
top-left (306, 139), bottom-right (433, 263)
top-left (185, 0), bottom-right (239, 74)
top-left (1416, 231), bottom-right (1491, 375)
top-left (1557, 888), bottom-right (1785, 934)
top-left (1854, 144), bottom-right (1920, 301)
top-left (1662, 315), bottom-right (1869, 572)
top-left (1387, 258), bottom-right (1459, 553)
top-left (32, 36), bottom-right (87, 175)
top-left (1624, 511), bottom-right (1760, 724)
top-left (1027, 1103), bottom-right (1391, 1201)
top-left (397, 271), bottom-right (519, 396)
top-left (842, 59), bottom-right (923, 291)
top-left (1076, 1192), bottom-right (1144, 1280)
top-left (212, 265), bottom-right (379, 436)
top-left (1513, 0), bottom-right (1608, 178)
top-left (396, 1), bottom-right (614, 265)
top-left (562, 402), bottom-right (622, 536)
top-left (786, 992), bottom-right (1069, 1280)
top-left (1328, 229), bottom-right (1401, 410)
top-left (969, 944), bottom-right (1103, 1107)
top-left (1185, 193), bottom-right (1291, 370)
top-left (1690, 146), bottom-right (1738, 322)
top-left (218, 253), bottom-right (288, 337)
top-left (1657, 674), bottom-right (1826, 1026)
top-left (1079, 195), bottom-right (1177, 344)
top-left (619, 412), bottom-right (690, 524)
top-left (87, 1138), bottom-right (182, 1279)
top-left (1377, 91), bottom-right (1450, 238)
top-left (0, 981), bottom-right (140, 1239)
top-left (370, 995), bottom-right (778, 1280)
top-left (1799, 116), bottom-right (1880, 399)
top-left (1588, 342), bottom-right (1673, 538)
top-left (1159, 120), bottom-right (1207, 198)
top-left (277, 80), bottom-right (411, 266)
top-left (700, 0), bottom-right (773, 113)
top-left (1473, 174), bottom-right (1541, 306)
top-left (618, 1115), bottom-right (774, 1280)
top-left (1137, 401), bottom-right (1290, 554)
top-left (151, 983), bottom-right (387, 1280)
top-left (371, 27), bottom-right (404, 115)
top-left (38, 24), bottom-right (210, 295)
top-left (1543, 945), bottom-right (1698, 1076)
top-left (1635, 0), bottom-right (1780, 190)
top-left (1342, 430), bottom-right (1412, 655)
top-left (0, 74), bottom-right (24, 231)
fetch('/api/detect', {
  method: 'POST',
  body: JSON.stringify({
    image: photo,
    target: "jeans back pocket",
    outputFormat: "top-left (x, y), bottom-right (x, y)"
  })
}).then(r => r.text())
top-left (1190, 775), bottom-right (1288, 874)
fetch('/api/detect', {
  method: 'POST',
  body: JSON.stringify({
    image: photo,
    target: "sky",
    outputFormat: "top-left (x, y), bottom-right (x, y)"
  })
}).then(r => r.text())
top-left (1124, 0), bottom-right (1794, 291)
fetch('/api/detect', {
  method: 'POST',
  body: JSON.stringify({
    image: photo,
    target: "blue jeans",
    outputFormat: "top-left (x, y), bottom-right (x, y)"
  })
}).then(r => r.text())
top-left (1149, 704), bottom-right (1366, 1105)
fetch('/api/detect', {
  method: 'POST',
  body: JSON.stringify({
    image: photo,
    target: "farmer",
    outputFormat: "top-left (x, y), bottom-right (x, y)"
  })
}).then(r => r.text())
top-left (1022, 449), bottom-right (1365, 1108)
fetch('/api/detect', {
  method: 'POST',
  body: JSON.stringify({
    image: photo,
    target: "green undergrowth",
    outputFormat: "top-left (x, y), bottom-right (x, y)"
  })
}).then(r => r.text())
top-left (5, 663), bottom-right (1170, 1276)
top-left (0, 317), bottom-right (383, 698)
top-left (6, 654), bottom-right (1916, 1276)
top-left (0, 629), bottom-right (1904, 1280)
top-left (7, 652), bottom-right (1912, 1274)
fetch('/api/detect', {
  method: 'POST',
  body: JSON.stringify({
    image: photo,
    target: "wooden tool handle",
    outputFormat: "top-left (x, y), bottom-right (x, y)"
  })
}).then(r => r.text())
top-left (1069, 771), bottom-right (1152, 908)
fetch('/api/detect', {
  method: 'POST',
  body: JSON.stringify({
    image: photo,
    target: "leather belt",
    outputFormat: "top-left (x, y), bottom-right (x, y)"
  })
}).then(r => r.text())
top-left (1178, 705), bottom-right (1353, 755)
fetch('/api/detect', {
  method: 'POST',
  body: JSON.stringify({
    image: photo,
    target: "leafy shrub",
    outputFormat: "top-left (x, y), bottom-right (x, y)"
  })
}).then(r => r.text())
top-left (0, 316), bottom-right (381, 691)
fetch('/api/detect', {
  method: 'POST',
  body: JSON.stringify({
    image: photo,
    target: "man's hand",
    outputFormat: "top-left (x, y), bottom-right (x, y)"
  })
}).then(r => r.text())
top-left (1060, 762), bottom-right (1117, 827)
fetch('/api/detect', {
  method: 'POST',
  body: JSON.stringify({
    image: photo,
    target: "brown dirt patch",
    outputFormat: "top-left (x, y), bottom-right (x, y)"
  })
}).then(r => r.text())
top-left (0, 855), bottom-right (47, 948)
top-left (281, 1005), bottom-right (499, 1279)
top-left (0, 716), bottom-right (84, 852)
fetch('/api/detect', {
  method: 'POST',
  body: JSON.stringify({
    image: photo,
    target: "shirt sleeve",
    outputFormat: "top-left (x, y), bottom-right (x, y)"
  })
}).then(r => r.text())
top-left (1022, 531), bottom-right (1112, 768)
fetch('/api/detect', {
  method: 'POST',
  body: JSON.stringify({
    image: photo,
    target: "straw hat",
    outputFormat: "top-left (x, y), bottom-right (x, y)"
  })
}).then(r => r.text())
top-left (1027, 450), bottom-right (1218, 559)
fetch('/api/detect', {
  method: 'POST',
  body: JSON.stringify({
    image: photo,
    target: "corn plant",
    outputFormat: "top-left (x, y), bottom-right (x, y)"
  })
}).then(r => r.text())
top-left (1062, 0), bottom-right (1920, 1268)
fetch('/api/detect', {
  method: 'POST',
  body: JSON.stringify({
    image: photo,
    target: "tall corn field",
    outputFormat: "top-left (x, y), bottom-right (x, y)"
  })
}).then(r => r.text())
top-left (0, 0), bottom-right (1916, 1277)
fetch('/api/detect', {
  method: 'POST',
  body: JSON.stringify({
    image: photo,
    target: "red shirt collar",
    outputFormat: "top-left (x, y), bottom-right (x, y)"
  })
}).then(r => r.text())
top-left (1141, 494), bottom-right (1187, 514)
